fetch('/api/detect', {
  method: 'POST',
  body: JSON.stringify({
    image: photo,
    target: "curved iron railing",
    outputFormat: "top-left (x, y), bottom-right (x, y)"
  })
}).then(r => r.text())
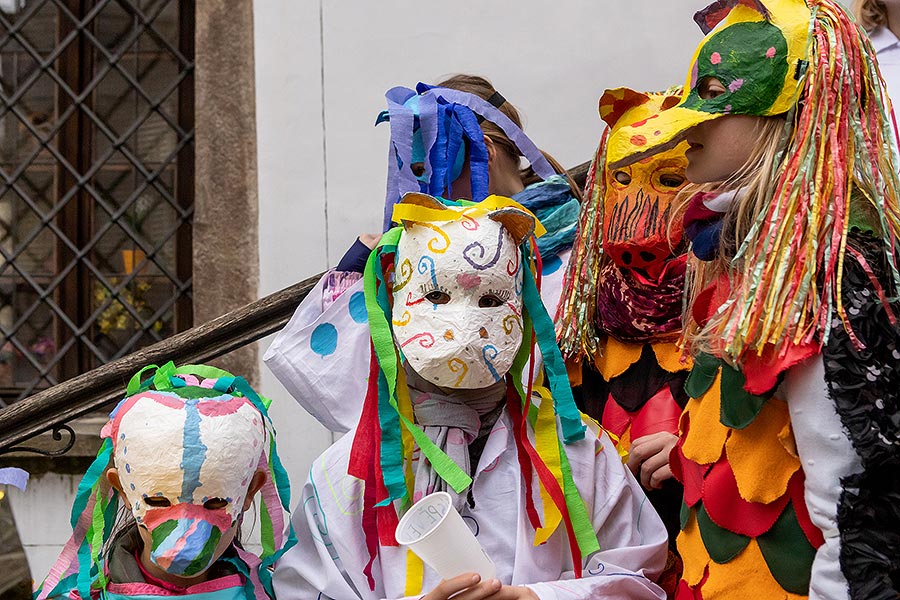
top-left (0, 161), bottom-right (590, 455)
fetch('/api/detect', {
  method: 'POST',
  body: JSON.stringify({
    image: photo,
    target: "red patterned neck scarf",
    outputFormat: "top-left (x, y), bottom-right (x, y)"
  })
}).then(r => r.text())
top-left (594, 256), bottom-right (687, 343)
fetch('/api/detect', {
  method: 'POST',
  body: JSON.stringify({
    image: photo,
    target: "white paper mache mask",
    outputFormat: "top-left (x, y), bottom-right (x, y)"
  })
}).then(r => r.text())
top-left (391, 195), bottom-right (535, 388)
top-left (109, 390), bottom-right (266, 575)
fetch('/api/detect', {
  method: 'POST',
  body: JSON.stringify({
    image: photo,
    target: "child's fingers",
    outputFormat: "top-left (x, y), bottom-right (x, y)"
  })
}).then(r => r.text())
top-left (451, 579), bottom-right (503, 600)
top-left (640, 452), bottom-right (675, 489)
top-left (483, 584), bottom-right (539, 599)
top-left (648, 465), bottom-right (674, 490)
top-left (421, 573), bottom-right (480, 600)
top-left (420, 574), bottom-right (503, 600)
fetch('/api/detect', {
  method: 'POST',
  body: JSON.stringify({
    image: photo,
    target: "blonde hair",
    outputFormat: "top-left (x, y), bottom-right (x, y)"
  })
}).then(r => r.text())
top-left (854, 0), bottom-right (888, 30)
top-left (675, 116), bottom-right (788, 358)
top-left (437, 74), bottom-right (582, 202)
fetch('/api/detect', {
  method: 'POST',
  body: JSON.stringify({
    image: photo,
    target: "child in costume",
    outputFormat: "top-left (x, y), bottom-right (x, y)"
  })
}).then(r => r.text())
top-left (272, 194), bottom-right (668, 599)
top-left (34, 363), bottom-right (295, 600)
top-left (855, 0), bottom-right (900, 110)
top-left (607, 0), bottom-right (900, 598)
top-left (557, 88), bottom-right (692, 594)
top-left (265, 76), bottom-right (581, 433)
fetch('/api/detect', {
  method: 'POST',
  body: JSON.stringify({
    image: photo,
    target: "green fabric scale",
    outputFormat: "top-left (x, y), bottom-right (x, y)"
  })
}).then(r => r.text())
top-left (684, 353), bottom-right (772, 428)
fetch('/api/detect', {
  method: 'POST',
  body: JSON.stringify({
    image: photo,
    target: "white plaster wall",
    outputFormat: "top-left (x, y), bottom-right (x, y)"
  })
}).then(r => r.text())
top-left (8, 474), bottom-right (80, 584)
top-left (254, 0), bottom-right (710, 488)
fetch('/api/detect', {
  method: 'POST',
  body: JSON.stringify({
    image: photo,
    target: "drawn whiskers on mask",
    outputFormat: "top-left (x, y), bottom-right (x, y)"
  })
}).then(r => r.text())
top-left (606, 188), bottom-right (671, 243)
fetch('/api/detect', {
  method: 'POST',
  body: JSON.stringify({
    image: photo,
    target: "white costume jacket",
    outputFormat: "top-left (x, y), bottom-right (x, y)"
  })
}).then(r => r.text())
top-left (273, 408), bottom-right (668, 600)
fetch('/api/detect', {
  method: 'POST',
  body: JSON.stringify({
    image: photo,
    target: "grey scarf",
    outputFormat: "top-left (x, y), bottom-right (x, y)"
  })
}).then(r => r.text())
top-left (405, 366), bottom-right (506, 511)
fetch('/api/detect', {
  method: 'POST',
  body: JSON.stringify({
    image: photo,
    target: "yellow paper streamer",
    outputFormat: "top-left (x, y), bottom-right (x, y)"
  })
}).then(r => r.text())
top-left (396, 368), bottom-right (417, 500)
top-left (533, 386), bottom-right (564, 545)
top-left (404, 549), bottom-right (424, 597)
top-left (392, 195), bottom-right (547, 238)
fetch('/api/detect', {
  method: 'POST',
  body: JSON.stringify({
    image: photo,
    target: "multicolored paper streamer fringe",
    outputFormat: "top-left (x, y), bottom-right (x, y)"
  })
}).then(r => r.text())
top-left (378, 83), bottom-right (557, 232)
top-left (34, 362), bottom-right (296, 600)
top-left (557, 131), bottom-right (608, 363)
top-left (348, 196), bottom-right (598, 591)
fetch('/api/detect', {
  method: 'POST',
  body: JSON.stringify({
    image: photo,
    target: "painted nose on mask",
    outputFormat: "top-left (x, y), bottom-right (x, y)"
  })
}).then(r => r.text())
top-left (148, 516), bottom-right (224, 577)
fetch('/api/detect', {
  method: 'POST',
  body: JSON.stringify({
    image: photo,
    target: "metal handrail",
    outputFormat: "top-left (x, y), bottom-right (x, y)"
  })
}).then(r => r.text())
top-left (0, 161), bottom-right (591, 454)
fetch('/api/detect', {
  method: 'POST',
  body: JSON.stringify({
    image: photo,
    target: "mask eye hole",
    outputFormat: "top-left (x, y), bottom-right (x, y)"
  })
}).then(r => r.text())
top-left (411, 162), bottom-right (425, 177)
top-left (697, 76), bottom-right (727, 100)
top-left (425, 290), bottom-right (450, 304)
top-left (613, 170), bottom-right (631, 185)
top-left (145, 496), bottom-right (172, 508)
top-left (478, 294), bottom-right (504, 308)
top-left (203, 498), bottom-right (228, 510)
top-left (658, 174), bottom-right (685, 188)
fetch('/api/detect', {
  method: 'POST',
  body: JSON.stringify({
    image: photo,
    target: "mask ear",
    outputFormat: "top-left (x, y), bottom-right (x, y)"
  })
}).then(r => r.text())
top-left (599, 88), bottom-right (653, 130)
top-left (398, 192), bottom-right (445, 210)
top-left (661, 92), bottom-right (681, 111)
top-left (489, 207), bottom-right (535, 246)
top-left (396, 192), bottom-right (449, 230)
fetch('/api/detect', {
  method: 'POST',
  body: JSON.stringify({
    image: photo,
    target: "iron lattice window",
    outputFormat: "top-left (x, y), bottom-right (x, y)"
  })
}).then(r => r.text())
top-left (0, 0), bottom-right (194, 405)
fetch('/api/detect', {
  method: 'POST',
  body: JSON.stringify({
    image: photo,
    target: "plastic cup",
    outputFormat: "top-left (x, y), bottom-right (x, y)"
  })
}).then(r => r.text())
top-left (395, 491), bottom-right (496, 581)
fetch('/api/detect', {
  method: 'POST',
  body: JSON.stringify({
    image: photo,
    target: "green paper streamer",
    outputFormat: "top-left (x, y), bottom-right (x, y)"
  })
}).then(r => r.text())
top-left (556, 435), bottom-right (601, 557)
top-left (152, 361), bottom-right (177, 390)
top-left (260, 500), bottom-right (275, 558)
top-left (90, 487), bottom-right (108, 589)
top-left (126, 364), bottom-right (159, 396)
top-left (174, 364), bottom-right (236, 380)
top-left (521, 257), bottom-right (585, 443)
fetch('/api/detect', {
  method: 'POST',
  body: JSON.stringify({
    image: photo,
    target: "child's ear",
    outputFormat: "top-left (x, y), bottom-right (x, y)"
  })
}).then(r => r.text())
top-left (241, 470), bottom-right (268, 511)
top-left (484, 135), bottom-right (497, 165)
top-left (106, 468), bottom-right (124, 494)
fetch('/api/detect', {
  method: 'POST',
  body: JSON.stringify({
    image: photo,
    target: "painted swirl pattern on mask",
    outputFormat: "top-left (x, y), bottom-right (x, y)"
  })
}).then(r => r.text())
top-left (507, 247), bottom-right (520, 276)
top-left (393, 258), bottom-right (413, 291)
top-left (416, 222), bottom-right (451, 253)
top-left (392, 311), bottom-right (411, 326)
top-left (400, 332), bottom-right (435, 348)
top-left (482, 344), bottom-right (502, 383)
top-left (463, 226), bottom-right (505, 270)
top-left (460, 212), bottom-right (480, 231)
top-left (417, 255), bottom-right (438, 288)
top-left (448, 358), bottom-right (469, 387)
top-left (503, 314), bottom-right (523, 335)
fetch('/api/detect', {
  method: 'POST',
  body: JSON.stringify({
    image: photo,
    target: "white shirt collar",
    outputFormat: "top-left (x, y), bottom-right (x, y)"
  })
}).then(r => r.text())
top-left (870, 25), bottom-right (900, 54)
